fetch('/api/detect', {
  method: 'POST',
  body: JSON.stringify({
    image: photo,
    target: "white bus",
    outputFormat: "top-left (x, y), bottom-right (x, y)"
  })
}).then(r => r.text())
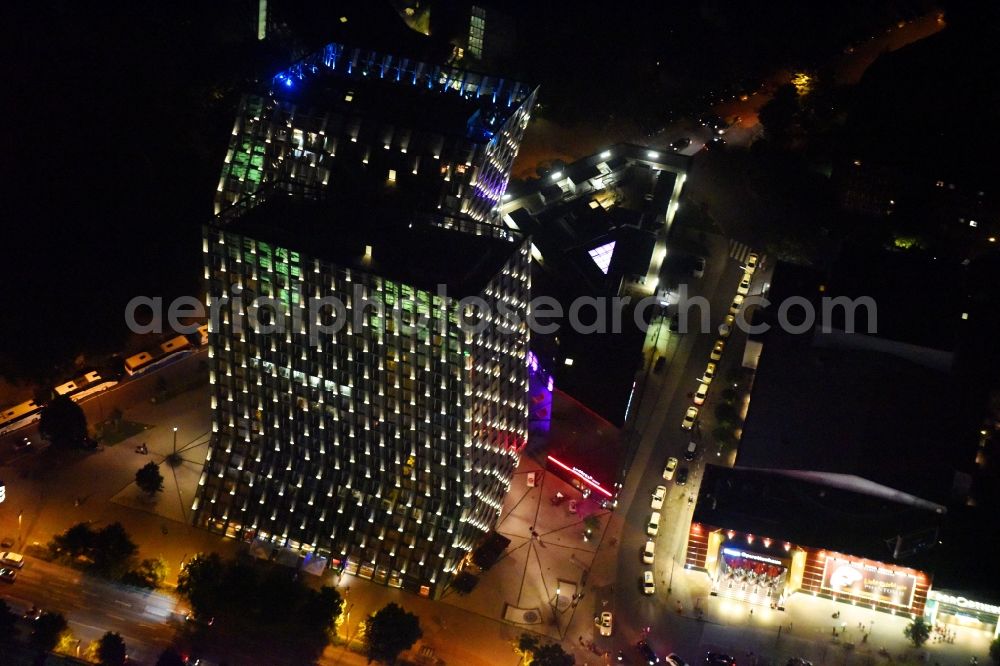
top-left (0, 400), bottom-right (42, 436)
top-left (124, 335), bottom-right (194, 376)
top-left (54, 371), bottom-right (118, 403)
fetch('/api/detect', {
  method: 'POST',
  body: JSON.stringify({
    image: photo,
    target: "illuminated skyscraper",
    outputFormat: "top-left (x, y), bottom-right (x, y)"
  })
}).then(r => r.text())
top-left (192, 42), bottom-right (535, 596)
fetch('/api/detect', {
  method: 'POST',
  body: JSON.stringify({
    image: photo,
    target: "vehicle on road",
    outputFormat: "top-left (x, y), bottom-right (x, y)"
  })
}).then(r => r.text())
top-left (647, 512), bottom-right (661, 537)
top-left (669, 313), bottom-right (680, 332)
top-left (670, 137), bottom-right (691, 151)
top-left (185, 612), bottom-right (215, 627)
top-left (663, 457), bottom-right (678, 480)
top-left (643, 540), bottom-right (655, 564)
top-left (681, 406), bottom-right (699, 430)
top-left (0, 567), bottom-right (16, 583)
top-left (13, 437), bottom-right (32, 452)
top-left (694, 383), bottom-right (709, 405)
top-left (654, 356), bottom-right (667, 373)
top-left (705, 653), bottom-right (737, 666)
top-left (596, 611), bottom-right (613, 636)
top-left (642, 570), bottom-right (656, 595)
top-left (692, 256), bottom-right (706, 278)
top-left (651, 485), bottom-right (667, 510)
top-left (23, 606), bottom-right (42, 621)
top-left (676, 467), bottom-right (689, 485)
top-left (0, 400), bottom-right (42, 437)
top-left (710, 340), bottom-right (725, 361)
top-left (667, 654), bottom-right (689, 666)
top-left (729, 294), bottom-right (744, 316)
top-left (703, 362), bottom-right (716, 384)
top-left (0, 552), bottom-right (25, 568)
top-left (685, 440), bottom-right (699, 461)
top-left (745, 252), bottom-right (759, 274)
top-left (737, 273), bottom-right (752, 296)
top-left (637, 640), bottom-right (661, 664)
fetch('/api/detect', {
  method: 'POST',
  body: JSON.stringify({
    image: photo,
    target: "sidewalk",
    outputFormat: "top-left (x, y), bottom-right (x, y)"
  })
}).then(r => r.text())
top-left (0, 380), bottom-right (237, 587)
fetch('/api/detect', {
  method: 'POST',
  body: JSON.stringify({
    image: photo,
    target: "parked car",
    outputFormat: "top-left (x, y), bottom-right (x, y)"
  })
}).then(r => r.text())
top-left (685, 440), bottom-right (699, 461)
top-left (670, 137), bottom-right (691, 151)
top-left (663, 456), bottom-right (678, 480)
top-left (701, 362), bottom-right (715, 384)
top-left (654, 356), bottom-right (667, 373)
top-left (596, 611), bottom-right (613, 636)
top-left (643, 570), bottom-right (656, 595)
top-left (651, 485), bottom-right (667, 510)
top-left (643, 540), bottom-right (656, 564)
top-left (681, 406), bottom-right (699, 430)
top-left (692, 256), bottom-right (706, 278)
top-left (637, 640), bottom-right (661, 664)
top-left (676, 467), bottom-right (689, 485)
top-left (0, 567), bottom-right (16, 583)
top-left (703, 362), bottom-right (717, 384)
top-left (710, 339), bottom-right (725, 361)
top-left (737, 273), bottom-right (752, 296)
top-left (729, 294), bottom-right (745, 316)
top-left (667, 654), bottom-right (689, 666)
top-left (647, 512), bottom-right (661, 537)
top-left (718, 314), bottom-right (735, 338)
top-left (0, 552), bottom-right (25, 568)
top-left (694, 382), bottom-right (709, 405)
top-left (745, 252), bottom-right (759, 274)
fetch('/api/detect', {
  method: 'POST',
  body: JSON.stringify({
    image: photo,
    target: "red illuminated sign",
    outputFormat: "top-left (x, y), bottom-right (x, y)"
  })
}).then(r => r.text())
top-left (546, 455), bottom-right (614, 497)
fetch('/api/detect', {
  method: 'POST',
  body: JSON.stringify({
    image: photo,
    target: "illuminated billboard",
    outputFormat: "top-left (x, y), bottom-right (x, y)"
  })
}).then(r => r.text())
top-left (821, 555), bottom-right (917, 609)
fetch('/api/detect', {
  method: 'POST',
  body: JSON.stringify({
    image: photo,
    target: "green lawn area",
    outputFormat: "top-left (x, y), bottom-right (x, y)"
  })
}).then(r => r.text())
top-left (98, 420), bottom-right (153, 445)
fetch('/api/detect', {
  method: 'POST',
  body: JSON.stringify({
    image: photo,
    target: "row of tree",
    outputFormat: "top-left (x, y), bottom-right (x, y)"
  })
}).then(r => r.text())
top-left (0, 600), bottom-right (127, 665)
top-left (49, 521), bottom-right (167, 587)
top-left (176, 553), bottom-right (427, 663)
top-left (176, 552), bottom-right (342, 634)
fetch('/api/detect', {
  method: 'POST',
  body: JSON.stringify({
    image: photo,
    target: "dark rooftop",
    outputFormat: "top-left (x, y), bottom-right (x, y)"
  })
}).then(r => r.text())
top-left (737, 261), bottom-right (973, 506)
top-left (694, 465), bottom-right (944, 570)
top-left (215, 187), bottom-right (519, 297)
top-left (269, 42), bottom-right (533, 142)
top-left (531, 389), bottom-right (624, 493)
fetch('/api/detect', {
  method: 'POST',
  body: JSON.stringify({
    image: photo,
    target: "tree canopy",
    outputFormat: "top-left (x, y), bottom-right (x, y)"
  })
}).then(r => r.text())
top-left (136, 461), bottom-right (164, 495)
top-left (0, 599), bottom-right (18, 643)
top-left (156, 647), bottom-right (188, 666)
top-left (904, 616), bottom-right (930, 647)
top-left (365, 602), bottom-right (422, 664)
top-left (39, 394), bottom-right (88, 447)
top-left (97, 631), bottom-right (128, 666)
top-left (176, 552), bottom-right (343, 635)
top-left (31, 611), bottom-right (68, 652)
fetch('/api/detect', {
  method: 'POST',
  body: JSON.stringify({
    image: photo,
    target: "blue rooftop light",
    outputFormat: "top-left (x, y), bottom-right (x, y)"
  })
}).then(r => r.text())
top-left (284, 77), bottom-right (294, 88)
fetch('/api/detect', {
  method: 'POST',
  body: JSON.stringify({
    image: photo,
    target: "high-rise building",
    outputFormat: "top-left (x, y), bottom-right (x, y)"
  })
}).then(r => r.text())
top-left (193, 41), bottom-right (536, 596)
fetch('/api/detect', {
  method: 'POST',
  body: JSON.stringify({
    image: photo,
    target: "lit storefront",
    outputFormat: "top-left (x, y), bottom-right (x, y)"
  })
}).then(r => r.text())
top-left (925, 591), bottom-right (1000, 638)
top-left (687, 523), bottom-right (931, 617)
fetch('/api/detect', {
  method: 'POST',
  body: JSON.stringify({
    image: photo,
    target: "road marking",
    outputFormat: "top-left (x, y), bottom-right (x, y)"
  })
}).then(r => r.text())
top-left (106, 613), bottom-right (128, 622)
top-left (114, 600), bottom-right (133, 608)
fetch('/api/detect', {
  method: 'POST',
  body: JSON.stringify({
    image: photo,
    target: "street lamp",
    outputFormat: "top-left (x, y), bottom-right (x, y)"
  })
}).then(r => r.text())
top-left (173, 427), bottom-right (178, 455)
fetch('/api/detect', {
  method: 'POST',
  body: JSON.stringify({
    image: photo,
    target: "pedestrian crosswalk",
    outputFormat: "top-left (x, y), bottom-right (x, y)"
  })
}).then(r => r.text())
top-left (729, 240), bottom-right (766, 270)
